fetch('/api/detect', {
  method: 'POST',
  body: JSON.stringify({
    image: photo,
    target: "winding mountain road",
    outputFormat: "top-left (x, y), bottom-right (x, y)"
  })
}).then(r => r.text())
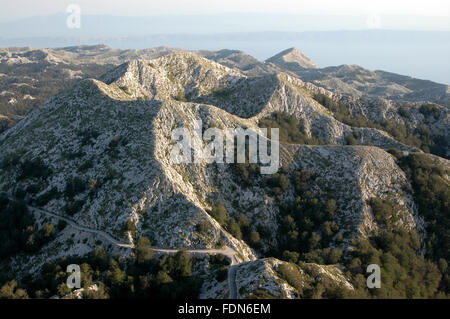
top-left (24, 202), bottom-right (241, 298)
top-left (228, 265), bottom-right (239, 299)
top-left (28, 205), bottom-right (134, 248)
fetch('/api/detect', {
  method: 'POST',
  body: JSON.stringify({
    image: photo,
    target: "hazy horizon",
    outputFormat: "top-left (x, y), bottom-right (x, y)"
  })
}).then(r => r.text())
top-left (1, 0), bottom-right (449, 26)
top-left (1, 12), bottom-right (449, 31)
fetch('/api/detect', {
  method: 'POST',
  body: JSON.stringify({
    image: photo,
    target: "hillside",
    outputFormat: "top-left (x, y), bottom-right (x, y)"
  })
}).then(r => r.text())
top-left (0, 48), bottom-right (449, 299)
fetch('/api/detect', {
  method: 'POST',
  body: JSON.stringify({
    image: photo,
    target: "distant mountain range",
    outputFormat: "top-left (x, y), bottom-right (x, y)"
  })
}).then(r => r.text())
top-left (1, 45), bottom-right (448, 133)
top-left (2, 19), bottom-right (449, 84)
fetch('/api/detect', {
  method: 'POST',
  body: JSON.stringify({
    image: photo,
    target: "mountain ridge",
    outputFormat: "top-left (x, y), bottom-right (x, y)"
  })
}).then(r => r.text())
top-left (0, 46), bottom-right (449, 299)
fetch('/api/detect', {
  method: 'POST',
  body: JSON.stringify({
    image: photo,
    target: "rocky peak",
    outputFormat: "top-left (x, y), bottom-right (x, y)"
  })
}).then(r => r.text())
top-left (266, 47), bottom-right (319, 70)
top-left (99, 51), bottom-right (244, 101)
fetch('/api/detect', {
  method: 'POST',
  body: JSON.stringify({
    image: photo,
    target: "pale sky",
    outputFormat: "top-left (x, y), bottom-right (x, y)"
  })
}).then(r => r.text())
top-left (1, 0), bottom-right (449, 19)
